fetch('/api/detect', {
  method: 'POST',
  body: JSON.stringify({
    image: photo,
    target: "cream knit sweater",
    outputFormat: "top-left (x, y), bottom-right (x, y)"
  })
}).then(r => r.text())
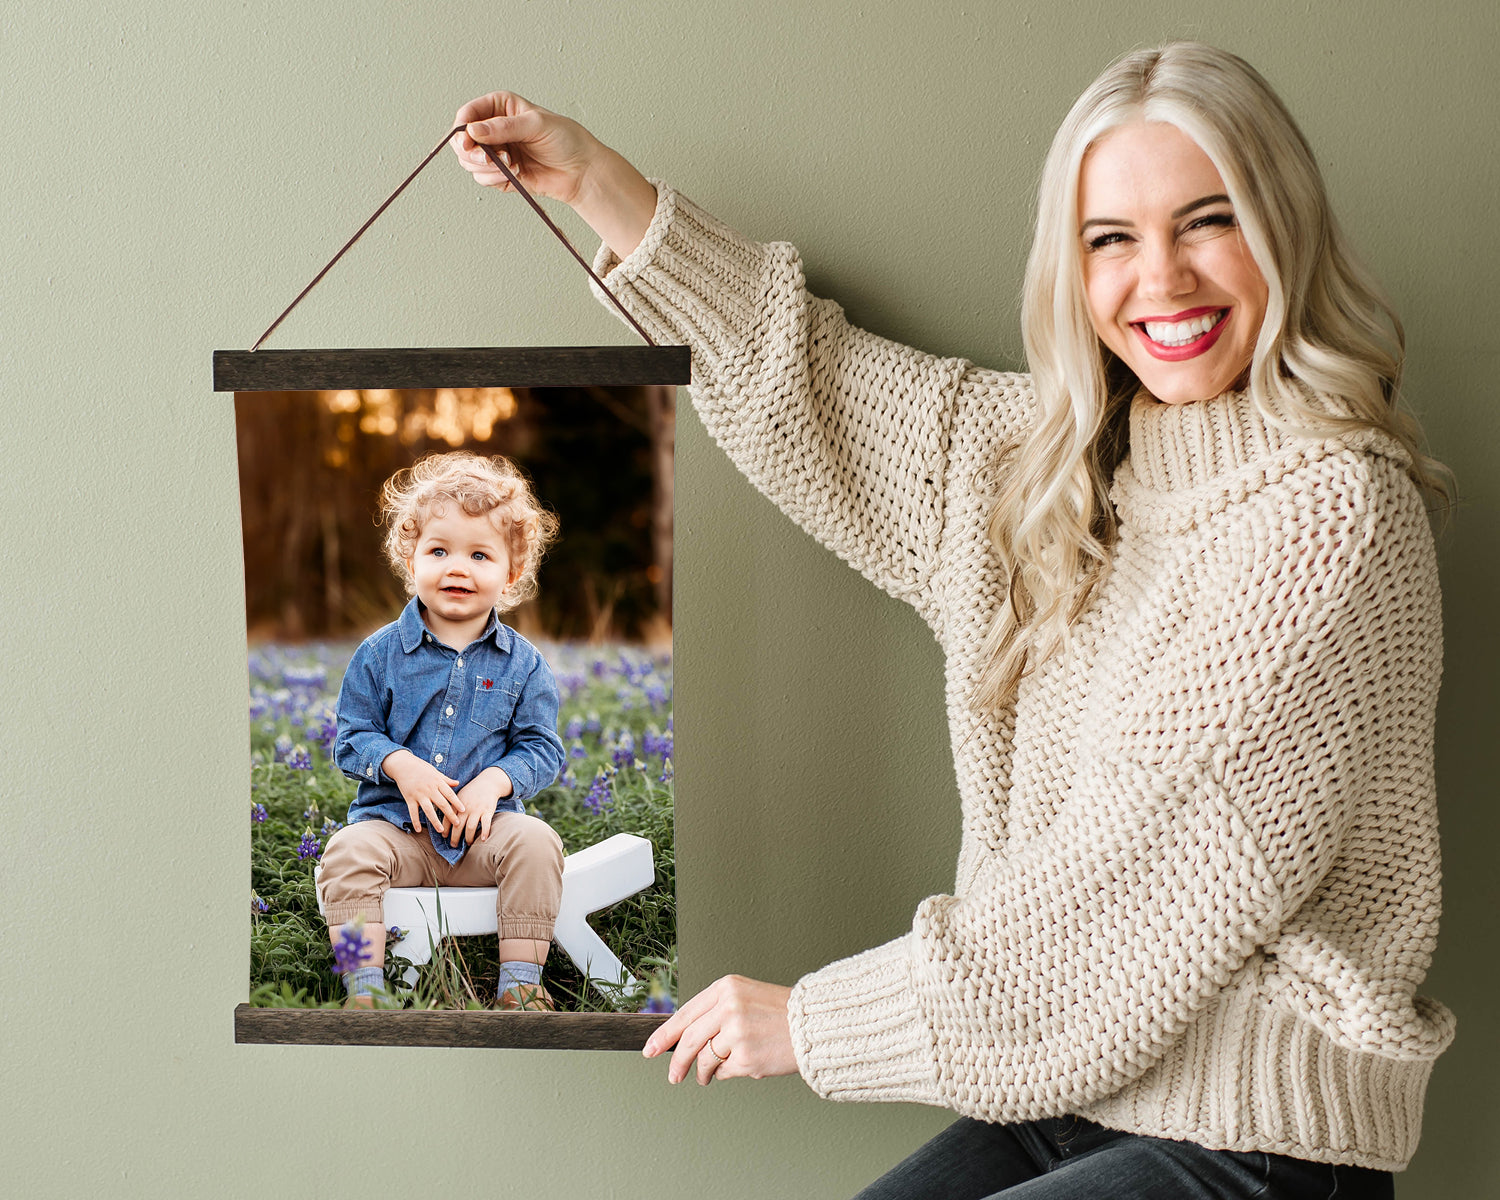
top-left (592, 184), bottom-right (1455, 1171)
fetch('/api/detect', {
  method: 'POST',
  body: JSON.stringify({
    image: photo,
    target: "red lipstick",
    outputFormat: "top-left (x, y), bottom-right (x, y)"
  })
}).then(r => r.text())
top-left (1131, 308), bottom-right (1231, 362)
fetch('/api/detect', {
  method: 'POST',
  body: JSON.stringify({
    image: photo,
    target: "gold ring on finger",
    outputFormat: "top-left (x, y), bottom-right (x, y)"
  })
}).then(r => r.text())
top-left (707, 1037), bottom-right (728, 1063)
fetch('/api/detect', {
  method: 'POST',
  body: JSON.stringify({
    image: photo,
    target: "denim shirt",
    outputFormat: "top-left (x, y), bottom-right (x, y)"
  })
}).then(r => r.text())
top-left (334, 599), bottom-right (565, 864)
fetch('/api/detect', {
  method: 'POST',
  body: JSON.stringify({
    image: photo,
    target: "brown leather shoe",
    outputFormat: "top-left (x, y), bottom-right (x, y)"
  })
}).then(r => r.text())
top-left (495, 983), bottom-right (557, 1011)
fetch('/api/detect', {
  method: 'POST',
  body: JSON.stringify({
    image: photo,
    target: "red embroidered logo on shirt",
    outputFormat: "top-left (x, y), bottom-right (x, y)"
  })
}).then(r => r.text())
top-left (482, 679), bottom-right (493, 689)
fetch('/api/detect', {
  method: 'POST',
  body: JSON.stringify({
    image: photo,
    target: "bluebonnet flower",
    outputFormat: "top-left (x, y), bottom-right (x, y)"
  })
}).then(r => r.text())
top-left (388, 925), bottom-right (406, 943)
top-left (251, 802), bottom-right (268, 824)
top-left (320, 817), bottom-right (343, 836)
top-left (570, 739), bottom-right (588, 760)
top-left (659, 758), bottom-right (673, 784)
top-left (252, 893), bottom-right (270, 915)
top-left (564, 715), bottom-right (584, 741)
top-left (642, 727), bottom-right (673, 760)
top-left (248, 651), bottom-right (276, 683)
top-left (331, 918), bottom-right (371, 974)
top-left (640, 981), bottom-right (676, 1014)
top-left (248, 692), bottom-right (269, 721)
top-left (612, 731), bottom-right (636, 768)
top-left (286, 745), bottom-right (313, 770)
top-left (615, 687), bottom-right (636, 712)
top-left (297, 830), bottom-right (322, 861)
top-left (302, 801), bottom-right (321, 824)
top-left (309, 709), bottom-right (338, 756)
top-left (584, 772), bottom-right (612, 814)
top-left (284, 664), bottom-right (328, 690)
top-left (644, 681), bottom-right (669, 708)
top-left (560, 767), bottom-right (578, 790)
top-left (584, 711), bottom-right (601, 734)
top-left (591, 657), bottom-right (607, 679)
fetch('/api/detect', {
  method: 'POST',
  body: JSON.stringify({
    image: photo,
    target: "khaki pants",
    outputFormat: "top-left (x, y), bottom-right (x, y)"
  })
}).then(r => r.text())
top-left (317, 814), bottom-right (564, 942)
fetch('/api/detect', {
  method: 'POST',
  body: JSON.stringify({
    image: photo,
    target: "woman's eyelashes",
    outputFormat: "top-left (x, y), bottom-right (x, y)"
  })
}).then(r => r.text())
top-left (1083, 211), bottom-right (1237, 254)
top-left (1185, 211), bottom-right (1237, 235)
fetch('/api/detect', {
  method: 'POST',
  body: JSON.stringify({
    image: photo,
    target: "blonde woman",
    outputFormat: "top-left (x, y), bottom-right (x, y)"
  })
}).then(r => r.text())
top-left (452, 43), bottom-right (1454, 1199)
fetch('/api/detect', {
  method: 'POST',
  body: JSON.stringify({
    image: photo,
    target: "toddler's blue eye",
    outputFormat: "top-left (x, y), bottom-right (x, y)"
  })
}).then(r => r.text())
top-left (472, 551), bottom-right (488, 561)
top-left (431, 547), bottom-right (446, 557)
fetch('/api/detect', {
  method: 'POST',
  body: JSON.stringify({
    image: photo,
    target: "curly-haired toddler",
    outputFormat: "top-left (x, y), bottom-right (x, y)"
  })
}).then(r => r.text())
top-left (318, 451), bottom-right (567, 1009)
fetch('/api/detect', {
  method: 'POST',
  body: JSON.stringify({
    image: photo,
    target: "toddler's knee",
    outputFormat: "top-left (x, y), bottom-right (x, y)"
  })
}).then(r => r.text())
top-left (319, 821), bottom-right (394, 884)
top-left (508, 813), bottom-right (564, 867)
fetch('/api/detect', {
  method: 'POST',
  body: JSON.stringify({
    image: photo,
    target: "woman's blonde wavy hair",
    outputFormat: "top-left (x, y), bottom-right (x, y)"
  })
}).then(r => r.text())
top-left (381, 451), bottom-right (559, 613)
top-left (974, 41), bottom-right (1456, 713)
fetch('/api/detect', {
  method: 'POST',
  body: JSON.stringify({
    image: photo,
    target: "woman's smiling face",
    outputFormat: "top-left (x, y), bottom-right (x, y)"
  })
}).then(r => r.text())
top-left (1077, 120), bottom-right (1269, 405)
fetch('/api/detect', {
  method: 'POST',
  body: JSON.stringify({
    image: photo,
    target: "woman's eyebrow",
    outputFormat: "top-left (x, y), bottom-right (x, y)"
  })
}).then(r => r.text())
top-left (1171, 193), bottom-right (1231, 219)
top-left (1080, 193), bottom-right (1232, 234)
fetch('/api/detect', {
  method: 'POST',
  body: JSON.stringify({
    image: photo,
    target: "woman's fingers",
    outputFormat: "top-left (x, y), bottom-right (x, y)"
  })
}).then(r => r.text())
top-left (695, 1032), bottom-right (729, 1085)
top-left (667, 1011), bottom-right (724, 1084)
top-left (642, 978), bottom-right (717, 1058)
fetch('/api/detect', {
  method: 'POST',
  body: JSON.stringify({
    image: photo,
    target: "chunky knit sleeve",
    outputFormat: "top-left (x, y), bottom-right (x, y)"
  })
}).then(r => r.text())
top-left (787, 449), bottom-right (1447, 1116)
top-left (592, 183), bottom-right (990, 620)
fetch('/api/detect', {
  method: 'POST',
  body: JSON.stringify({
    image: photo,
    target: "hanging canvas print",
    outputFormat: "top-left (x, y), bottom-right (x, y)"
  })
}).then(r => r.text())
top-left (217, 346), bottom-right (688, 1049)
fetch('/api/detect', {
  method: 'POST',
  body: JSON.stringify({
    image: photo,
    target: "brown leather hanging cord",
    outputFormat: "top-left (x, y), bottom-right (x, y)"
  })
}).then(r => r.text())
top-left (251, 124), bottom-right (656, 351)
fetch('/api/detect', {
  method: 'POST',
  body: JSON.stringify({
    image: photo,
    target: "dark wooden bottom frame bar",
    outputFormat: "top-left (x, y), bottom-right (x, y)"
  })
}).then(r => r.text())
top-left (235, 1004), bottom-right (669, 1049)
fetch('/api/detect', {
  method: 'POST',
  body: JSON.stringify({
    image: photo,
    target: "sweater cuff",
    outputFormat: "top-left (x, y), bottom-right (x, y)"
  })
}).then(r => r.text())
top-left (590, 181), bottom-right (783, 387)
top-left (787, 934), bottom-right (942, 1106)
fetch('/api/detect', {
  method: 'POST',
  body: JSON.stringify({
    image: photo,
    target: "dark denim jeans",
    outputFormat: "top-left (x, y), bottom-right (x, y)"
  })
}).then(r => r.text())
top-left (853, 1116), bottom-right (1395, 1199)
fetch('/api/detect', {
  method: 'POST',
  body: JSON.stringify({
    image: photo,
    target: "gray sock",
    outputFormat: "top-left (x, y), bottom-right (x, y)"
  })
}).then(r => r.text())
top-left (497, 960), bottom-right (542, 997)
top-left (343, 965), bottom-right (385, 997)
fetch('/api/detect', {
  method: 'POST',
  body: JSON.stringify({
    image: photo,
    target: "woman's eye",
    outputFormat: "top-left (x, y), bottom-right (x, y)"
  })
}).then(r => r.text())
top-left (1187, 212), bottom-right (1236, 233)
top-left (1085, 231), bottom-right (1128, 252)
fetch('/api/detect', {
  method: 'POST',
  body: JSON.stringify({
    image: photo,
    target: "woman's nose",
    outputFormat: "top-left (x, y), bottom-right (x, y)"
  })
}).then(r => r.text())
top-left (1138, 239), bottom-right (1195, 304)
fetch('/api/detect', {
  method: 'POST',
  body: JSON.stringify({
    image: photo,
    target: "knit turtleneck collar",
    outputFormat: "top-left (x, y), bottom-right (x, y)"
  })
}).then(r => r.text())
top-left (1124, 387), bottom-right (1302, 494)
top-left (1122, 384), bottom-right (1368, 498)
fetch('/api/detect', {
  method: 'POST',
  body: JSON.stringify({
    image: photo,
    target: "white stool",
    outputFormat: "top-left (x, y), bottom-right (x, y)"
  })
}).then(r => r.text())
top-left (316, 832), bottom-right (656, 1004)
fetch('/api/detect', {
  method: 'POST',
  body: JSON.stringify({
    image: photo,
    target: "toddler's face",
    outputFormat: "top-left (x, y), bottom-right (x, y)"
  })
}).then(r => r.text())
top-left (406, 505), bottom-right (516, 627)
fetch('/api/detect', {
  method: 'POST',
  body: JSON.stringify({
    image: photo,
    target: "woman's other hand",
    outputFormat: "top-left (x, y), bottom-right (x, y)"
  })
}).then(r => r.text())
top-left (643, 974), bottom-right (798, 1085)
top-left (450, 91), bottom-right (657, 258)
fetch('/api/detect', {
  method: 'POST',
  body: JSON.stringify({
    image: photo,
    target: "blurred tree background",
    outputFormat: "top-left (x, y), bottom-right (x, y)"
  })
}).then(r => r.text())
top-left (235, 385), bottom-right (674, 644)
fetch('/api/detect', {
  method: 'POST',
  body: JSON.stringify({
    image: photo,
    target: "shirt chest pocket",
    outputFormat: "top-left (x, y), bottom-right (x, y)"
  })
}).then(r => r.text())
top-left (469, 675), bottom-right (522, 733)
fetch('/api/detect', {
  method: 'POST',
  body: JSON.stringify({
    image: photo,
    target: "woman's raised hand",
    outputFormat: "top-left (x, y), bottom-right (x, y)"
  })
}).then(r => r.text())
top-left (450, 92), bottom-right (598, 205)
top-left (450, 91), bottom-right (657, 259)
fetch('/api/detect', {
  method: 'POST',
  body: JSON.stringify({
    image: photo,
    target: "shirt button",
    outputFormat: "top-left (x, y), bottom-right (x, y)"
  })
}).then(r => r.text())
top-left (365, 766), bottom-right (374, 776)
top-left (446, 706), bottom-right (454, 716)
top-left (456, 657), bottom-right (464, 667)
top-left (425, 634), bottom-right (432, 643)
top-left (435, 753), bottom-right (444, 764)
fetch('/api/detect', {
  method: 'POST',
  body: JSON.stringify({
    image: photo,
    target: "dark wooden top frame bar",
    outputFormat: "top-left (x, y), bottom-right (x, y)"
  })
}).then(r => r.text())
top-left (214, 345), bottom-right (690, 392)
top-left (234, 1004), bottom-right (668, 1049)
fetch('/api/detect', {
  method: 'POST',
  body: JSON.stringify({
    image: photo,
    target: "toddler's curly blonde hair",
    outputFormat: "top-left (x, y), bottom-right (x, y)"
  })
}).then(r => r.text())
top-left (380, 451), bottom-right (559, 612)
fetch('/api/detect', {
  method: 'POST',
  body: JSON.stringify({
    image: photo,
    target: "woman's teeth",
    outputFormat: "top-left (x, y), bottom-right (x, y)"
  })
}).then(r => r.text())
top-left (1142, 310), bottom-right (1224, 347)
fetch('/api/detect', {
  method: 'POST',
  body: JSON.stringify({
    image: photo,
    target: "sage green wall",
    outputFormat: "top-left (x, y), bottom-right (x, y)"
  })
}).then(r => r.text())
top-left (3, 1), bottom-right (1493, 1196)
